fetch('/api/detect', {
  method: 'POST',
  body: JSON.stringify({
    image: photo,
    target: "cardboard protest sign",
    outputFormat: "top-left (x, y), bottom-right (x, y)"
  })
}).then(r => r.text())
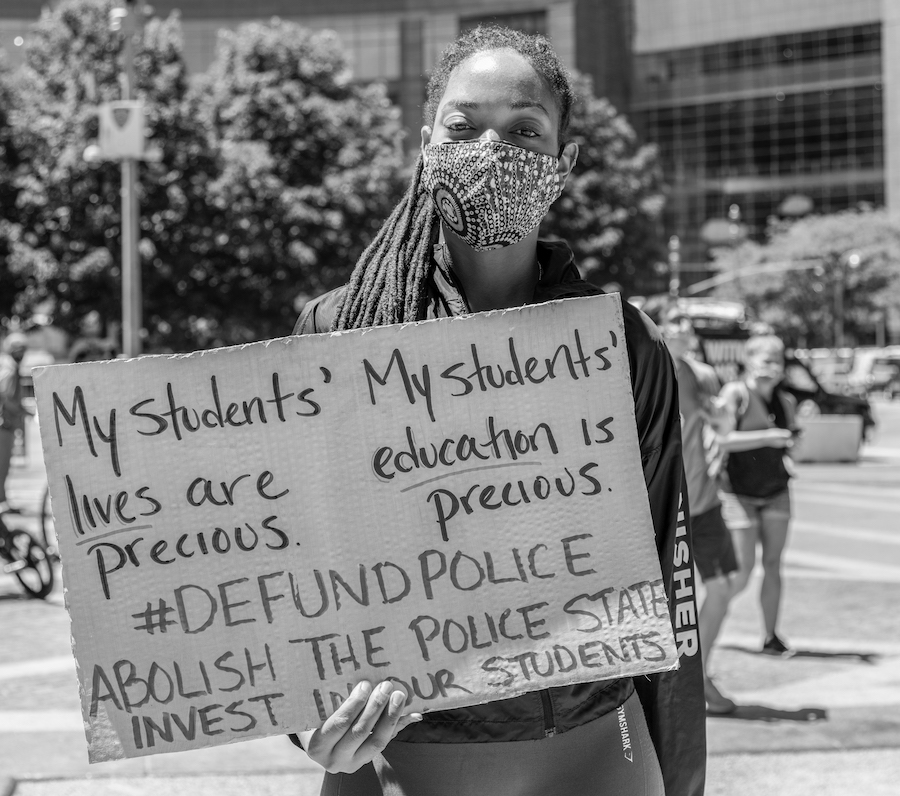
top-left (33, 293), bottom-right (677, 762)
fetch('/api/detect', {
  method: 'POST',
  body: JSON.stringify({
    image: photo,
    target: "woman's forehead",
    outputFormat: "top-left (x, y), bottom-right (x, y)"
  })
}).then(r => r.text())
top-left (439, 49), bottom-right (557, 117)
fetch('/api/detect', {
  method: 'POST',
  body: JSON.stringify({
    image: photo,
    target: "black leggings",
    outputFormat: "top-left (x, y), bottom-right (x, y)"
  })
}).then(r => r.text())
top-left (321, 690), bottom-right (663, 796)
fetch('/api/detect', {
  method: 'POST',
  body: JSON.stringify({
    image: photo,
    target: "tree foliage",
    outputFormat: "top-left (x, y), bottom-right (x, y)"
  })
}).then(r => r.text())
top-left (1, 2), bottom-right (404, 351)
top-left (0, 57), bottom-right (25, 323)
top-left (186, 19), bottom-right (405, 345)
top-left (1, 0), bottom-right (212, 349)
top-left (2, 5), bottom-right (670, 348)
top-left (710, 208), bottom-right (900, 347)
top-left (541, 74), bottom-right (666, 295)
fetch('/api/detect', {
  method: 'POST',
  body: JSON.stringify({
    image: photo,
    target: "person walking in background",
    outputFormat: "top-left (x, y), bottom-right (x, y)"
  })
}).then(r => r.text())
top-left (288, 25), bottom-right (706, 796)
top-left (0, 331), bottom-right (30, 515)
top-left (657, 306), bottom-right (739, 714)
top-left (718, 334), bottom-right (798, 656)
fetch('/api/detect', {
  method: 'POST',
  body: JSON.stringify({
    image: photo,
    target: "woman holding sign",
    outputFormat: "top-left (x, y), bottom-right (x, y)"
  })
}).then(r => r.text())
top-left (291, 25), bottom-right (704, 796)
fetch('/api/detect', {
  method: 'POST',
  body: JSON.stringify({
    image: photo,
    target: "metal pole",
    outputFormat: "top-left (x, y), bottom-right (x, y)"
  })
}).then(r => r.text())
top-left (834, 262), bottom-right (844, 349)
top-left (121, 159), bottom-right (141, 357)
top-left (120, 1), bottom-right (142, 357)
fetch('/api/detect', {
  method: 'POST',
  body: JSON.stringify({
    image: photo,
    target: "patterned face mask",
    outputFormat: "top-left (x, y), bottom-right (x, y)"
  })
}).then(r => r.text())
top-left (422, 140), bottom-right (563, 251)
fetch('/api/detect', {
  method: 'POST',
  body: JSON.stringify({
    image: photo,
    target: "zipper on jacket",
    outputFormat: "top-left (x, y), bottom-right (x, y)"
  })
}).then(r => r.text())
top-left (539, 690), bottom-right (557, 737)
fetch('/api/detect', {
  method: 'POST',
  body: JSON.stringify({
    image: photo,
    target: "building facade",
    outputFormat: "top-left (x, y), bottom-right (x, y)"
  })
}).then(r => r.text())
top-left (631, 0), bottom-right (899, 285)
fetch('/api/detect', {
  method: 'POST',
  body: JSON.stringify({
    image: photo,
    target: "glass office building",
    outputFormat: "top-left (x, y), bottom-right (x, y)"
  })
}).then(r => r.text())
top-left (631, 0), bottom-right (898, 287)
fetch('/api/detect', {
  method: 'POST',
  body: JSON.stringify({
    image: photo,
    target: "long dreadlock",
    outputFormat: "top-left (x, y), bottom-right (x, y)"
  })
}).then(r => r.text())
top-left (332, 156), bottom-right (437, 331)
top-left (332, 25), bottom-right (575, 332)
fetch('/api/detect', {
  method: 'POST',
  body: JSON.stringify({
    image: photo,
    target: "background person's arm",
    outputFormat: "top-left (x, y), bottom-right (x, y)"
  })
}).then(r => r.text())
top-left (715, 382), bottom-right (793, 452)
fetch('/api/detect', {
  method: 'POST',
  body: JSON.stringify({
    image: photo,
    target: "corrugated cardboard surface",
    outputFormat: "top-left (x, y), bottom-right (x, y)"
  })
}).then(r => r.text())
top-left (33, 294), bottom-right (676, 762)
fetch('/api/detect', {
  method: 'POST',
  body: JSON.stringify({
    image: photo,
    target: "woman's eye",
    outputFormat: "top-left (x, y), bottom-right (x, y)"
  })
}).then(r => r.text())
top-left (445, 120), bottom-right (473, 132)
top-left (512, 127), bottom-right (539, 138)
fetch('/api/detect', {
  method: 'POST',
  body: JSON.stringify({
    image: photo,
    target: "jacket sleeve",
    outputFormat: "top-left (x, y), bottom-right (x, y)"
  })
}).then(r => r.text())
top-left (292, 287), bottom-right (346, 336)
top-left (625, 305), bottom-right (707, 796)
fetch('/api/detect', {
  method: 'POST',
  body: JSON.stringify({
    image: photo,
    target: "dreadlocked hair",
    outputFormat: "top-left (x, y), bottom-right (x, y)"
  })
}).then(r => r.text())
top-left (333, 25), bottom-right (574, 331)
top-left (332, 155), bottom-right (438, 331)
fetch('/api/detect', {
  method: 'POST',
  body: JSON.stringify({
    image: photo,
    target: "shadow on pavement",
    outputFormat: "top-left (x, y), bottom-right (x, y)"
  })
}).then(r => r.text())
top-left (789, 649), bottom-right (880, 664)
top-left (720, 642), bottom-right (880, 664)
top-left (709, 704), bottom-right (828, 722)
top-left (0, 590), bottom-right (59, 604)
top-left (0, 592), bottom-right (38, 603)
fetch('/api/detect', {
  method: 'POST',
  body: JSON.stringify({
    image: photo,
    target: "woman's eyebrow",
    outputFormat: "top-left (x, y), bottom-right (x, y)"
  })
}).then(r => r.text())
top-left (509, 99), bottom-right (551, 116)
top-left (440, 98), bottom-right (550, 116)
top-left (441, 99), bottom-right (479, 111)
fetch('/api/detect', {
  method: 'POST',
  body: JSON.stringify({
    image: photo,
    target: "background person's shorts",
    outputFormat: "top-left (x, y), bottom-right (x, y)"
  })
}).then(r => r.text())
top-left (720, 489), bottom-right (791, 534)
top-left (690, 504), bottom-right (738, 580)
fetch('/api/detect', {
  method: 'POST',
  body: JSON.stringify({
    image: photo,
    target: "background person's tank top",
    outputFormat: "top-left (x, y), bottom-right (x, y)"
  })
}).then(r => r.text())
top-left (725, 384), bottom-right (793, 499)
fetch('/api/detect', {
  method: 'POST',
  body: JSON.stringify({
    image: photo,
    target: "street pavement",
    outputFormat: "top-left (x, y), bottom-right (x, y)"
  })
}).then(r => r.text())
top-left (2, 401), bottom-right (899, 795)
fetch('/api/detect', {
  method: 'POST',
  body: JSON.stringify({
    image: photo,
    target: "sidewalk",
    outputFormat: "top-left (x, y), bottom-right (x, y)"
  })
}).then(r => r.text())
top-left (2, 427), bottom-right (899, 795)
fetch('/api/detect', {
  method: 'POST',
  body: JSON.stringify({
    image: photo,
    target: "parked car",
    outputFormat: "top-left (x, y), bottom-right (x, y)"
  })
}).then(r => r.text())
top-left (847, 346), bottom-right (900, 400)
top-left (637, 295), bottom-right (878, 437)
top-left (781, 357), bottom-right (876, 438)
top-left (868, 357), bottom-right (900, 399)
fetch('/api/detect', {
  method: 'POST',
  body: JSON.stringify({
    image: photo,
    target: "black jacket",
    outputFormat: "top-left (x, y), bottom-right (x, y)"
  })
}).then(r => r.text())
top-left (293, 240), bottom-right (706, 796)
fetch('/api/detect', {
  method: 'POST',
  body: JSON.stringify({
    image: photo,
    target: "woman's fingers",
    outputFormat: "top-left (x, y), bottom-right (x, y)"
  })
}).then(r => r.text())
top-left (366, 685), bottom-right (411, 748)
top-left (329, 681), bottom-right (413, 760)
top-left (302, 680), bottom-right (422, 773)
top-left (349, 680), bottom-right (398, 742)
top-left (315, 680), bottom-right (373, 748)
top-left (392, 710), bottom-right (424, 738)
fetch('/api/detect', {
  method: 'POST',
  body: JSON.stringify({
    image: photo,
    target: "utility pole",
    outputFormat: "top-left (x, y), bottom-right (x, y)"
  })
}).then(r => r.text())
top-left (116, 0), bottom-right (142, 358)
top-left (85, 2), bottom-right (158, 356)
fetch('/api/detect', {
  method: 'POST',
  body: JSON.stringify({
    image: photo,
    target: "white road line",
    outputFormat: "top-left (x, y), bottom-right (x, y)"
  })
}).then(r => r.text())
top-left (791, 520), bottom-right (900, 547)
top-left (0, 710), bottom-right (83, 732)
top-left (795, 481), bottom-right (900, 498)
top-left (783, 549), bottom-right (900, 581)
top-left (728, 652), bottom-right (900, 709)
top-left (796, 480), bottom-right (900, 497)
top-left (793, 493), bottom-right (900, 514)
top-left (860, 445), bottom-right (900, 459)
top-left (0, 657), bottom-right (74, 681)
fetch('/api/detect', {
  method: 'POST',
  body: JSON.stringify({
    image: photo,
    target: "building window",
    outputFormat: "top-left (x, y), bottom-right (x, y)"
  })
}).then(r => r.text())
top-left (638, 22), bottom-right (881, 81)
top-left (637, 81), bottom-right (884, 267)
top-left (639, 84), bottom-right (883, 181)
top-left (459, 11), bottom-right (547, 37)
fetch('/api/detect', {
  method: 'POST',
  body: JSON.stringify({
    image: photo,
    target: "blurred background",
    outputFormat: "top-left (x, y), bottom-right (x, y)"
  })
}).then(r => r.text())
top-left (2, 4), bottom-right (900, 795)
top-left (1, 1), bottom-right (899, 362)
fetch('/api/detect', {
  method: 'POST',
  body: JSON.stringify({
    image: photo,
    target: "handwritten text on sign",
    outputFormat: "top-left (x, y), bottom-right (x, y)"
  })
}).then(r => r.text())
top-left (33, 294), bottom-right (677, 762)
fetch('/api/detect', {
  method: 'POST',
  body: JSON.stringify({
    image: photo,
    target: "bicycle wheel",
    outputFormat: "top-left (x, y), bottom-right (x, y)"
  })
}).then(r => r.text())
top-left (40, 486), bottom-right (59, 562)
top-left (7, 530), bottom-right (54, 599)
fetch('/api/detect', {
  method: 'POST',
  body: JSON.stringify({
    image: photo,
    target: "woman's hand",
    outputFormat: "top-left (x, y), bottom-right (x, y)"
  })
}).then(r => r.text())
top-left (299, 680), bottom-right (422, 773)
top-left (768, 428), bottom-right (795, 449)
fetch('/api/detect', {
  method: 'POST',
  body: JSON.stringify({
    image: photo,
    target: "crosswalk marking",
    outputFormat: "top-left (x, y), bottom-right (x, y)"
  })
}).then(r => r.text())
top-left (0, 657), bottom-right (74, 682)
top-left (783, 548), bottom-right (900, 582)
top-left (794, 491), bottom-right (900, 515)
top-left (0, 710), bottom-right (83, 732)
top-left (791, 520), bottom-right (900, 547)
